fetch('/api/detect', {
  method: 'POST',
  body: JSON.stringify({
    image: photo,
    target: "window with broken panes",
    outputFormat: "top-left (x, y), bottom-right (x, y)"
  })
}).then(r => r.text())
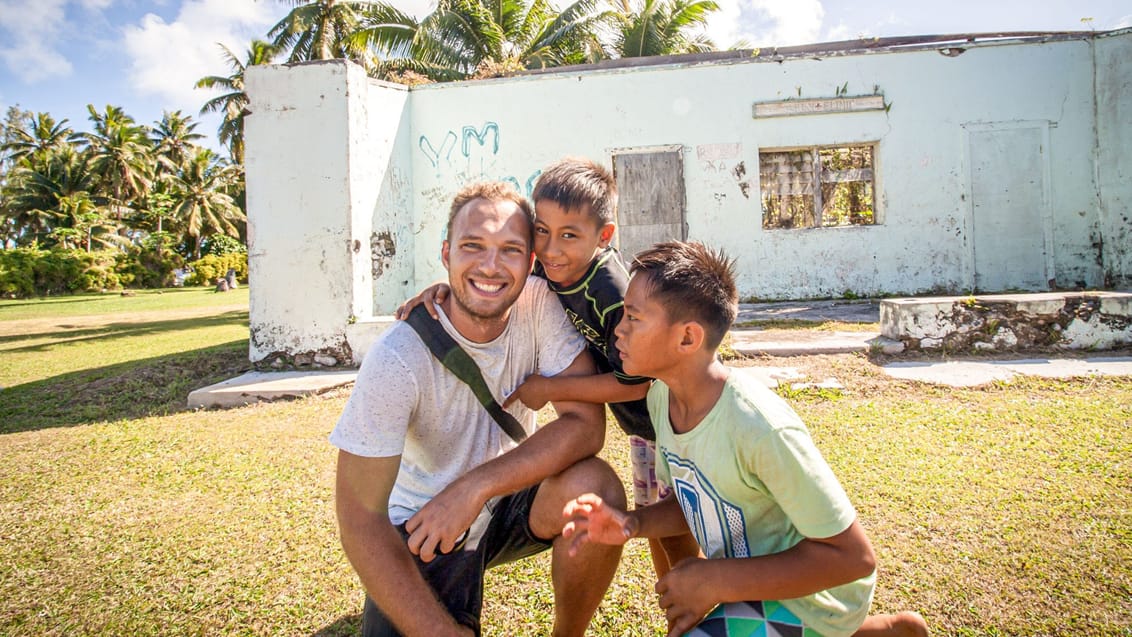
top-left (759, 144), bottom-right (876, 229)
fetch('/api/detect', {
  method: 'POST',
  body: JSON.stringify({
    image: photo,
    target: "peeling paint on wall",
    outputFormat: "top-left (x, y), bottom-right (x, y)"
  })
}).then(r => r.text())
top-left (732, 161), bottom-right (750, 198)
top-left (250, 323), bottom-right (353, 367)
top-left (372, 230), bottom-right (396, 279)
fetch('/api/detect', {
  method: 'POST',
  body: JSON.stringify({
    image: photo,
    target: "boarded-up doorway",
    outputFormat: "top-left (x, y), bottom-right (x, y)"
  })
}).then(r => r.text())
top-left (612, 146), bottom-right (687, 262)
top-left (964, 122), bottom-right (1053, 292)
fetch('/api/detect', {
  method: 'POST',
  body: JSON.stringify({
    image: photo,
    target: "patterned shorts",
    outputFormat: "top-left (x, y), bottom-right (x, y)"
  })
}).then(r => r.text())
top-left (684, 601), bottom-right (816, 637)
top-left (629, 435), bottom-right (672, 507)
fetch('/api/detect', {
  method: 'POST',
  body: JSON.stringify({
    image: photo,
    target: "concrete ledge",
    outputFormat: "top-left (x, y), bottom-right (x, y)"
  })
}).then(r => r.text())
top-left (880, 291), bottom-right (1132, 352)
top-left (188, 370), bottom-right (358, 409)
top-left (728, 329), bottom-right (902, 356)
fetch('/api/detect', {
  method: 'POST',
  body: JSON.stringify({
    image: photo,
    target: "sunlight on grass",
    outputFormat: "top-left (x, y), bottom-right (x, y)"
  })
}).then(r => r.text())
top-left (0, 312), bottom-right (249, 388)
top-left (0, 286), bottom-right (248, 321)
top-left (1, 297), bottom-right (1130, 636)
top-left (2, 377), bottom-right (1128, 636)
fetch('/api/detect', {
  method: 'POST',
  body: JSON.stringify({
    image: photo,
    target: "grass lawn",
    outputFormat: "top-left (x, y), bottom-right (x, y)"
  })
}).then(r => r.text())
top-left (0, 287), bottom-right (250, 429)
top-left (0, 293), bottom-right (1129, 636)
top-left (0, 287), bottom-right (250, 321)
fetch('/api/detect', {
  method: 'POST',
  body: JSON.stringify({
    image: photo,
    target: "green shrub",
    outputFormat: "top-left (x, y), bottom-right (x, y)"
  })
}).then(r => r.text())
top-left (115, 249), bottom-right (184, 288)
top-left (0, 248), bottom-right (123, 297)
top-left (0, 248), bottom-right (200, 297)
top-left (201, 234), bottom-right (246, 257)
top-left (37, 250), bottom-right (121, 294)
top-left (186, 253), bottom-right (248, 287)
top-left (0, 248), bottom-right (39, 298)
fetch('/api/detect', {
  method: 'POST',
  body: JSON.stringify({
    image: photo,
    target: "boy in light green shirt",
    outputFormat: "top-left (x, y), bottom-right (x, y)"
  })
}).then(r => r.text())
top-left (562, 241), bottom-right (928, 637)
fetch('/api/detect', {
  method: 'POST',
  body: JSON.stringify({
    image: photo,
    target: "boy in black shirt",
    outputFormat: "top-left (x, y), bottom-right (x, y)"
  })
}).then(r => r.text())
top-left (397, 158), bottom-right (700, 578)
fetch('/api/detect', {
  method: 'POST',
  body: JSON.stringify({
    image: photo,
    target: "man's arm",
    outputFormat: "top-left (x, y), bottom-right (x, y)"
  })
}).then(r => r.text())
top-left (406, 350), bottom-right (606, 561)
top-left (336, 451), bottom-right (472, 637)
top-left (504, 371), bottom-right (649, 410)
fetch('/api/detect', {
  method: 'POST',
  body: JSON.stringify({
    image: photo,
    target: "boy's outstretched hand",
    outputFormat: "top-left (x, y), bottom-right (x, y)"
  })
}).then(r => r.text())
top-left (393, 282), bottom-right (450, 320)
top-left (561, 493), bottom-right (637, 556)
top-left (503, 374), bottom-right (552, 410)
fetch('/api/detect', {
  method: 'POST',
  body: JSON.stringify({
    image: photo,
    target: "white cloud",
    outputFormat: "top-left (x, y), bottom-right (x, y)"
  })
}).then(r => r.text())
top-left (0, 0), bottom-right (74, 82)
top-left (707, 0), bottom-right (825, 49)
top-left (122, 0), bottom-right (277, 111)
top-left (399, 0), bottom-right (436, 19)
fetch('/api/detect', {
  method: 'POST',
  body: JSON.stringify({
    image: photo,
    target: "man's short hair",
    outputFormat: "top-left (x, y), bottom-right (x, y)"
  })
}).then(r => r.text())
top-left (531, 157), bottom-right (617, 226)
top-left (630, 241), bottom-right (738, 349)
top-left (448, 181), bottom-right (536, 245)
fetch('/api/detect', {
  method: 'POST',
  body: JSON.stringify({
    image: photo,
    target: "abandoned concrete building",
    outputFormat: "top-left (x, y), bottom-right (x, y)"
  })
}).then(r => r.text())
top-left (242, 28), bottom-right (1131, 364)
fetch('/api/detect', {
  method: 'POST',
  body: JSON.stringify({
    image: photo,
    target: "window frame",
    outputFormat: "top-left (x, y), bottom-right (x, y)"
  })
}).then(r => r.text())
top-left (758, 142), bottom-right (880, 230)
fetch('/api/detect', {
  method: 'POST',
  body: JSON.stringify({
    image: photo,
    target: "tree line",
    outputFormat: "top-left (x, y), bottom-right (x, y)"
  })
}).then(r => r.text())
top-left (0, 106), bottom-right (243, 260)
top-left (0, 0), bottom-right (721, 287)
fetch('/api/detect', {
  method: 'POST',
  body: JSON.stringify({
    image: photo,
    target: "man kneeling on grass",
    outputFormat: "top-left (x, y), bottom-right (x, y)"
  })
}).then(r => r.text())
top-left (330, 181), bottom-right (624, 637)
top-left (562, 241), bottom-right (929, 637)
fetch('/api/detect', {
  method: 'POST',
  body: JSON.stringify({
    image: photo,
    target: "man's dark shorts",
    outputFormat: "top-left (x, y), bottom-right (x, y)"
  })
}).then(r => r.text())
top-left (361, 484), bottom-right (552, 637)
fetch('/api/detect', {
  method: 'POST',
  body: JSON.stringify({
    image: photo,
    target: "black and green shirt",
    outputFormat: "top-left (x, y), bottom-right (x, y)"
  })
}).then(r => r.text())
top-left (534, 247), bottom-right (654, 440)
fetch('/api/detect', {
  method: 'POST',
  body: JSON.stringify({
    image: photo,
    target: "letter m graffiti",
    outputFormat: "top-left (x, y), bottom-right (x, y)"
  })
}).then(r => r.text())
top-left (462, 122), bottom-right (500, 157)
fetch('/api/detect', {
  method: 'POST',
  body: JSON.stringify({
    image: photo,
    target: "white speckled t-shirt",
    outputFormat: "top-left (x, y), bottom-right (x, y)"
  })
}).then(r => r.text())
top-left (329, 276), bottom-right (585, 525)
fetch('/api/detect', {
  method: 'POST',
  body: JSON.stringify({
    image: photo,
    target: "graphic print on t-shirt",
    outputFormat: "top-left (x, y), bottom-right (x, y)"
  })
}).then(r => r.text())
top-left (663, 452), bottom-right (750, 559)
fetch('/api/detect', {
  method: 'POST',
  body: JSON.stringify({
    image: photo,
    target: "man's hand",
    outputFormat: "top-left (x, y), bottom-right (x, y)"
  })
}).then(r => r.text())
top-left (656, 557), bottom-right (717, 637)
top-left (503, 374), bottom-right (553, 410)
top-left (561, 493), bottom-right (636, 556)
top-left (405, 478), bottom-right (484, 562)
top-left (393, 282), bottom-right (450, 320)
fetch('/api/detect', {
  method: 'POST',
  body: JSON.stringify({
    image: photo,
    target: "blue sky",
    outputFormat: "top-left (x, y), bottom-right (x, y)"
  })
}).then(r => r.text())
top-left (1, 0), bottom-right (1129, 152)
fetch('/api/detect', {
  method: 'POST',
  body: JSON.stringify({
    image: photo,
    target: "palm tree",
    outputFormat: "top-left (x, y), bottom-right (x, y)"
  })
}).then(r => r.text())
top-left (611, 0), bottom-right (718, 58)
top-left (147, 111), bottom-right (204, 247)
top-left (78, 105), bottom-right (154, 223)
top-left (1, 144), bottom-right (111, 249)
top-left (353, 0), bottom-right (609, 82)
top-left (168, 148), bottom-right (245, 259)
top-left (50, 193), bottom-right (115, 252)
top-left (196, 40), bottom-right (280, 164)
top-left (269, 0), bottom-right (378, 68)
top-left (1, 112), bottom-right (78, 168)
top-left (151, 110), bottom-right (204, 176)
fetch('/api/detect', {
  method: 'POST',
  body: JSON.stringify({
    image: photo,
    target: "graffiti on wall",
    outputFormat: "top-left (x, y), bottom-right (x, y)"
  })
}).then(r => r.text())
top-left (696, 143), bottom-right (750, 201)
top-left (418, 120), bottom-right (541, 196)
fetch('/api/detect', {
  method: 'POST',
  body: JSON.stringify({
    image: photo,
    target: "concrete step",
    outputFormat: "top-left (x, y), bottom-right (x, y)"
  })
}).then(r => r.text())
top-left (881, 291), bottom-right (1132, 351)
top-left (728, 329), bottom-right (903, 357)
top-left (188, 370), bottom-right (357, 409)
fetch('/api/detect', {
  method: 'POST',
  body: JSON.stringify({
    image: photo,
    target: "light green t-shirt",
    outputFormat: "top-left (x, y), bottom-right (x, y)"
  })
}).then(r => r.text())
top-left (650, 370), bottom-right (875, 637)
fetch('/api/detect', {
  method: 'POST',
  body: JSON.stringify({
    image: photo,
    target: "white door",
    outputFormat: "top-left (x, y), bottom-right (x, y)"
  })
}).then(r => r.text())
top-left (966, 123), bottom-right (1052, 292)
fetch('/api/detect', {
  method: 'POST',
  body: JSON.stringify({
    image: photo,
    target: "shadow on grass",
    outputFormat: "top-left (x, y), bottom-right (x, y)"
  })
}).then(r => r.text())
top-left (0, 339), bottom-right (252, 434)
top-left (0, 288), bottom-right (210, 306)
top-left (313, 614), bottom-right (362, 636)
top-left (0, 310), bottom-right (250, 348)
top-left (0, 296), bottom-right (110, 309)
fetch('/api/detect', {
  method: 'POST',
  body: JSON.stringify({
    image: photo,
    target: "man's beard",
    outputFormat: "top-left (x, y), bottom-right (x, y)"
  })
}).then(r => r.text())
top-left (449, 282), bottom-right (512, 322)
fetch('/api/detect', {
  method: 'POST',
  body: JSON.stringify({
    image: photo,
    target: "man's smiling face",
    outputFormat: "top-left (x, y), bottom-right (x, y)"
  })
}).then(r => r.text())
top-left (441, 197), bottom-right (533, 337)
